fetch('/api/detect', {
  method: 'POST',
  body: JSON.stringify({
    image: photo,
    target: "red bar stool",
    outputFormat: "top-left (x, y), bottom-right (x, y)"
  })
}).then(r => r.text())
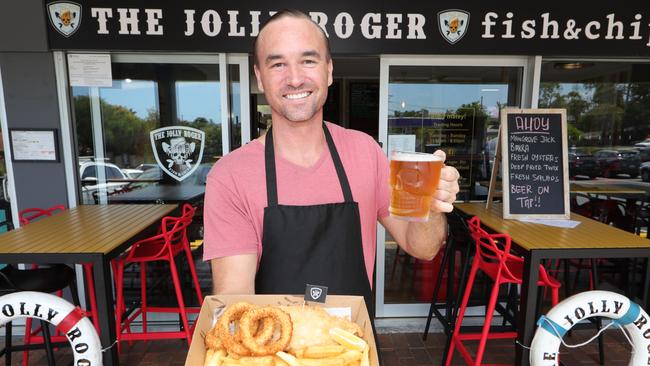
top-left (112, 203), bottom-right (203, 347)
top-left (18, 205), bottom-right (99, 366)
top-left (446, 216), bottom-right (561, 366)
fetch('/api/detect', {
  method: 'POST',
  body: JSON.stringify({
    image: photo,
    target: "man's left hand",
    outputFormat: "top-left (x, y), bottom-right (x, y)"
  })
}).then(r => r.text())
top-left (431, 150), bottom-right (460, 213)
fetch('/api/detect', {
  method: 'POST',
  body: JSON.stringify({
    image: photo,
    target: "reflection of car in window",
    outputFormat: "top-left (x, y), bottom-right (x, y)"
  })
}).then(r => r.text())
top-left (640, 161), bottom-right (650, 182)
top-left (593, 149), bottom-right (640, 178)
top-left (634, 140), bottom-right (650, 162)
top-left (79, 161), bottom-right (130, 204)
top-left (568, 152), bottom-right (599, 179)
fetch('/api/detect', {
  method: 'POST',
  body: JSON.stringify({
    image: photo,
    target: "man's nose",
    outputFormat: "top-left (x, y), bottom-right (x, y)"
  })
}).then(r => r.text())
top-left (285, 63), bottom-right (304, 88)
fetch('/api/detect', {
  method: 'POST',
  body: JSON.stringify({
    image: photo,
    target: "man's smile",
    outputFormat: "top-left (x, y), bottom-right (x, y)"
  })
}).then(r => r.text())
top-left (284, 91), bottom-right (312, 100)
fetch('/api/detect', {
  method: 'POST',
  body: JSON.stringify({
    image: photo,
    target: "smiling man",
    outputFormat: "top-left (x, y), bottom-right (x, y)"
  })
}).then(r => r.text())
top-left (203, 9), bottom-right (460, 314)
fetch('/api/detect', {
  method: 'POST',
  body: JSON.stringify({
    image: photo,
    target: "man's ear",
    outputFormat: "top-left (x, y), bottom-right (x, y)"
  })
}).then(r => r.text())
top-left (253, 64), bottom-right (265, 93)
top-left (327, 59), bottom-right (333, 87)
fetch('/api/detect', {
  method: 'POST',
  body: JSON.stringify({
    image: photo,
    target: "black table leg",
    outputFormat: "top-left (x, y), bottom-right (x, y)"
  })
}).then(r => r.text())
top-left (93, 256), bottom-right (119, 366)
top-left (643, 258), bottom-right (650, 308)
top-left (516, 250), bottom-right (541, 366)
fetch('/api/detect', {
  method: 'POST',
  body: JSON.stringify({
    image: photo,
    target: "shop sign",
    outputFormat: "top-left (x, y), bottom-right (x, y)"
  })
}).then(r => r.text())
top-left (45, 0), bottom-right (650, 57)
top-left (150, 126), bottom-right (205, 182)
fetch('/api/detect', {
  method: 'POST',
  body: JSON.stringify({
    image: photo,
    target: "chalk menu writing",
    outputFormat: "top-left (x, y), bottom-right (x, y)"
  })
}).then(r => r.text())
top-left (502, 109), bottom-right (569, 219)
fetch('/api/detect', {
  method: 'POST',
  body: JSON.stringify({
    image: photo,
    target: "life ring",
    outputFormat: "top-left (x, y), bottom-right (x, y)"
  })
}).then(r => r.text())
top-left (0, 291), bottom-right (102, 366)
top-left (530, 290), bottom-right (650, 366)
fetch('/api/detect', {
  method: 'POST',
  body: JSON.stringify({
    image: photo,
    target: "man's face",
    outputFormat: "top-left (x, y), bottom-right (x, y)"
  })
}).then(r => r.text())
top-left (254, 17), bottom-right (333, 124)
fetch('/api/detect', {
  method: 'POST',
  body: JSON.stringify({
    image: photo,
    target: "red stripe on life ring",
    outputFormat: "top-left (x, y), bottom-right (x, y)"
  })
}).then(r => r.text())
top-left (56, 307), bottom-right (85, 334)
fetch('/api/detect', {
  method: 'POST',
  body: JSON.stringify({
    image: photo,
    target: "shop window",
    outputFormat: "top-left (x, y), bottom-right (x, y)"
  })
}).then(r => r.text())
top-left (71, 61), bottom-right (223, 205)
top-left (539, 61), bottom-right (650, 181)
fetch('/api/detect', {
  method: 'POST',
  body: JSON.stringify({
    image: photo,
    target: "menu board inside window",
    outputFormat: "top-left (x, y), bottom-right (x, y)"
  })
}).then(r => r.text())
top-left (501, 108), bottom-right (569, 219)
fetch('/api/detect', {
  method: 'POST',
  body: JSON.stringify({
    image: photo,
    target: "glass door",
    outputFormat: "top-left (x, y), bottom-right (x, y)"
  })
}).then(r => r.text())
top-left (376, 56), bottom-right (530, 317)
top-left (0, 66), bottom-right (15, 232)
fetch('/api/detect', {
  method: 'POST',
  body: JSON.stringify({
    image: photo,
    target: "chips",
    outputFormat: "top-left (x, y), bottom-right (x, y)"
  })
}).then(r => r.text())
top-left (204, 304), bottom-right (372, 366)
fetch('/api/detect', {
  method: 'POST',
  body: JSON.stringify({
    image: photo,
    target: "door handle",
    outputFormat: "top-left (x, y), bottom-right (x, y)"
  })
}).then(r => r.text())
top-left (2, 177), bottom-right (9, 202)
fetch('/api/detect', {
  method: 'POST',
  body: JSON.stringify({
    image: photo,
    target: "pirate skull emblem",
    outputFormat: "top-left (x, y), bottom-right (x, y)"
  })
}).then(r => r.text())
top-left (445, 18), bottom-right (464, 35)
top-left (162, 137), bottom-right (195, 169)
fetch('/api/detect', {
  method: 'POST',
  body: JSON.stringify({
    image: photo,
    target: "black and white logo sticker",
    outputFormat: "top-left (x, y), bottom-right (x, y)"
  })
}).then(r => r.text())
top-left (150, 126), bottom-right (205, 182)
top-left (305, 284), bottom-right (328, 303)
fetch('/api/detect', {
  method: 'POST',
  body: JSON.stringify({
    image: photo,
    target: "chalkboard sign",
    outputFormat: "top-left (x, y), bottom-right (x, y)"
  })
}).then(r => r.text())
top-left (501, 108), bottom-right (569, 219)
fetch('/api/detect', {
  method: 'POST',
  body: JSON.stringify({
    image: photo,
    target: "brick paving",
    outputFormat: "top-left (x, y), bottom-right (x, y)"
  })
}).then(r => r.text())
top-left (1, 328), bottom-right (635, 365)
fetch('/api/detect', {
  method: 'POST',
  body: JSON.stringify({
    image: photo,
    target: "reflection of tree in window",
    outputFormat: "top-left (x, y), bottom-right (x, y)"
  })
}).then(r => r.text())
top-left (174, 117), bottom-right (222, 161)
top-left (540, 64), bottom-right (650, 148)
top-left (74, 96), bottom-right (158, 165)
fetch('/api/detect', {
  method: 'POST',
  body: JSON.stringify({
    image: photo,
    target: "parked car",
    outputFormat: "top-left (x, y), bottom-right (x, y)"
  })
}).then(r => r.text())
top-left (641, 161), bottom-right (650, 182)
top-left (79, 161), bottom-right (131, 203)
top-left (134, 163), bottom-right (158, 172)
top-left (634, 139), bottom-right (650, 148)
top-left (633, 139), bottom-right (650, 161)
top-left (568, 152), bottom-right (599, 179)
top-left (593, 149), bottom-right (640, 178)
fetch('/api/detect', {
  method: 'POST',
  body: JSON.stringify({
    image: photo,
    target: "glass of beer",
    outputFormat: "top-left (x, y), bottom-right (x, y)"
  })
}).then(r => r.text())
top-left (389, 151), bottom-right (444, 221)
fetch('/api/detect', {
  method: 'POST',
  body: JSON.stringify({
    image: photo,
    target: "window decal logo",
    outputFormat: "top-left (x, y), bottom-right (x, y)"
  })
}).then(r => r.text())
top-left (150, 126), bottom-right (205, 182)
top-left (47, 1), bottom-right (82, 37)
top-left (438, 9), bottom-right (470, 44)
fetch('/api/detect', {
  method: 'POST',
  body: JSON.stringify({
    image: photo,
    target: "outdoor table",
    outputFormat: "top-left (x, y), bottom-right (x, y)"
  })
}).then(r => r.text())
top-left (107, 183), bottom-right (205, 204)
top-left (0, 204), bottom-right (178, 366)
top-left (454, 202), bottom-right (650, 366)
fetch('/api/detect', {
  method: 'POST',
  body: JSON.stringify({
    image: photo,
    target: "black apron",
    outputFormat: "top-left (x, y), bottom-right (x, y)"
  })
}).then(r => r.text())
top-left (255, 124), bottom-right (374, 316)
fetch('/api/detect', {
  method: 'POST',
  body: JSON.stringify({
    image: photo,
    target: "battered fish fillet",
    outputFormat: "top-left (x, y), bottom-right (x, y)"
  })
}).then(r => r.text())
top-left (279, 305), bottom-right (364, 350)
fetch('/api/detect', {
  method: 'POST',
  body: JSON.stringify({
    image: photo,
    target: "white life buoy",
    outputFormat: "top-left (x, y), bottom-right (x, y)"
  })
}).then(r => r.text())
top-left (0, 291), bottom-right (102, 366)
top-left (530, 290), bottom-right (650, 366)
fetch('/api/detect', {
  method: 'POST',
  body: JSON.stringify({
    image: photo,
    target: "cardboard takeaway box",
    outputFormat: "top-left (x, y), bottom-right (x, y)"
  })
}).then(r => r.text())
top-left (185, 294), bottom-right (379, 366)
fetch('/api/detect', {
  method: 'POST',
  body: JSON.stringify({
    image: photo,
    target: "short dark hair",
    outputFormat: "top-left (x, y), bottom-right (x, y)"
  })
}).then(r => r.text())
top-left (253, 9), bottom-right (332, 66)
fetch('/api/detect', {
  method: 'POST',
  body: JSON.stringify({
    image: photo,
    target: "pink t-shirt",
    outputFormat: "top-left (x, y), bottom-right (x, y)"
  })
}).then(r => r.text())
top-left (203, 122), bottom-right (390, 283)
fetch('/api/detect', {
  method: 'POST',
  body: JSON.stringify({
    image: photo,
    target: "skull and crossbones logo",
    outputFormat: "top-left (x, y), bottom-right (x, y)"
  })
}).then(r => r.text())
top-left (150, 126), bottom-right (205, 182)
top-left (56, 10), bottom-right (76, 28)
top-left (437, 10), bottom-right (470, 45)
top-left (162, 137), bottom-right (195, 172)
top-left (47, 2), bottom-right (82, 37)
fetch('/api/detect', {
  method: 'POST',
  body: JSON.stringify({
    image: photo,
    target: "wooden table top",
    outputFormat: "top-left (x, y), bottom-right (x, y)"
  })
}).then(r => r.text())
top-left (455, 202), bottom-right (650, 251)
top-left (0, 204), bottom-right (177, 255)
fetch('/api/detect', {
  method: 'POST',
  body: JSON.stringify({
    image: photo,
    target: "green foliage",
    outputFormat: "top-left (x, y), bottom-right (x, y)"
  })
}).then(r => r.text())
top-left (74, 95), bottom-right (223, 166)
top-left (539, 81), bottom-right (650, 146)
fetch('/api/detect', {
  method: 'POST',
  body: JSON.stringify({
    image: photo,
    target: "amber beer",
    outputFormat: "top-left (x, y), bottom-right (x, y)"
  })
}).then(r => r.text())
top-left (389, 151), bottom-right (444, 221)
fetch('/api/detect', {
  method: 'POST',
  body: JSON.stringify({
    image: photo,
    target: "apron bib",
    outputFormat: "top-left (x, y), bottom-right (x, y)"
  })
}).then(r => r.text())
top-left (255, 124), bottom-right (374, 315)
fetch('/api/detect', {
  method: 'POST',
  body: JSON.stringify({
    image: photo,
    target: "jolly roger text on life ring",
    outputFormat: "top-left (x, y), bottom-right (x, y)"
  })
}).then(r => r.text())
top-left (0, 291), bottom-right (102, 366)
top-left (530, 290), bottom-right (650, 366)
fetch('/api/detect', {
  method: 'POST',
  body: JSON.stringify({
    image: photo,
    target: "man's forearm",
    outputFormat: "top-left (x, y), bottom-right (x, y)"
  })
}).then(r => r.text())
top-left (403, 212), bottom-right (448, 260)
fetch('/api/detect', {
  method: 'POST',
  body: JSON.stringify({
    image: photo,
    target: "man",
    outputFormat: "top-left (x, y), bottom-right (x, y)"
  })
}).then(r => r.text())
top-left (203, 10), bottom-right (460, 308)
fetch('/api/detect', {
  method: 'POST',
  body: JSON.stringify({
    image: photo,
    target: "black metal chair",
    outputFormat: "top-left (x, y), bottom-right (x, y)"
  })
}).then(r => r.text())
top-left (423, 210), bottom-right (475, 365)
top-left (0, 264), bottom-right (80, 366)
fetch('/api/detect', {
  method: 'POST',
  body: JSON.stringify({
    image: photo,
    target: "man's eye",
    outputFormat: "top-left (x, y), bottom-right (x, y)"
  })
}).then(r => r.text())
top-left (271, 63), bottom-right (285, 68)
top-left (303, 60), bottom-right (316, 65)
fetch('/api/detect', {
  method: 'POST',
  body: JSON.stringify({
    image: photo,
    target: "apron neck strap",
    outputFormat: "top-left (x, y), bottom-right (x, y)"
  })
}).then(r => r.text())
top-left (264, 123), bottom-right (354, 206)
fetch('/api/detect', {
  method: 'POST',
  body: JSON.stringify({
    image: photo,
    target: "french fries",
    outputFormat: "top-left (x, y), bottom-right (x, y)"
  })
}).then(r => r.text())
top-left (302, 345), bottom-right (346, 358)
top-left (204, 349), bottom-right (227, 366)
top-left (204, 307), bottom-right (373, 366)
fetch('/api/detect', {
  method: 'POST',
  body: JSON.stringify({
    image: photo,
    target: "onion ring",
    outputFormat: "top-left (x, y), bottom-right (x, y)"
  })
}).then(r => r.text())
top-left (204, 326), bottom-right (223, 350)
top-left (216, 302), bottom-right (256, 356)
top-left (236, 316), bottom-right (275, 344)
top-left (239, 307), bottom-right (293, 356)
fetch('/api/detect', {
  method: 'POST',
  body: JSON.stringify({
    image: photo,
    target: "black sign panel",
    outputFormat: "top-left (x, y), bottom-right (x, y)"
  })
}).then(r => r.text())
top-left (44, 0), bottom-right (650, 57)
top-left (501, 109), bottom-right (569, 219)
